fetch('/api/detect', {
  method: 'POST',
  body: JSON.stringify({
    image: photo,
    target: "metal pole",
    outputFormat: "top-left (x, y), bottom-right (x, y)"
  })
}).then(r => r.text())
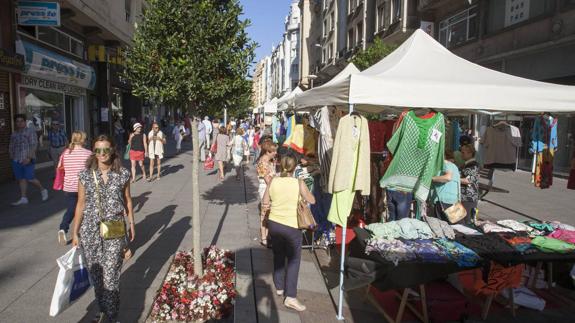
top-left (336, 103), bottom-right (355, 321)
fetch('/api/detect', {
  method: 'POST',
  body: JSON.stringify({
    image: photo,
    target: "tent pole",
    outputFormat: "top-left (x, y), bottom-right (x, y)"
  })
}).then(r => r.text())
top-left (336, 103), bottom-right (354, 321)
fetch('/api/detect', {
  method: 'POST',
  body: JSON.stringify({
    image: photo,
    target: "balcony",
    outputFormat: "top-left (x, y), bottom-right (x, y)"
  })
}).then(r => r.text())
top-left (418, 0), bottom-right (455, 12)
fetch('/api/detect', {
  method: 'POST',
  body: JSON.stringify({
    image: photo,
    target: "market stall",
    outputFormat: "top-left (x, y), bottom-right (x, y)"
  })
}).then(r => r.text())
top-left (291, 29), bottom-right (575, 321)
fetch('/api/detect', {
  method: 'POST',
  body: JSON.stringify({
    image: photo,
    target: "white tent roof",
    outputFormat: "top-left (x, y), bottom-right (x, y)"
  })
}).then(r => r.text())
top-left (294, 63), bottom-right (360, 111)
top-left (295, 29), bottom-right (575, 114)
top-left (277, 87), bottom-right (304, 111)
top-left (263, 97), bottom-right (278, 113)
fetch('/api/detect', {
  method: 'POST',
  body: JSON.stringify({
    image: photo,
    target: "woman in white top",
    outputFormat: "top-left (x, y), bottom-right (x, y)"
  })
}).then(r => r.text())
top-left (232, 127), bottom-right (247, 180)
top-left (172, 120), bottom-right (186, 153)
top-left (148, 122), bottom-right (166, 181)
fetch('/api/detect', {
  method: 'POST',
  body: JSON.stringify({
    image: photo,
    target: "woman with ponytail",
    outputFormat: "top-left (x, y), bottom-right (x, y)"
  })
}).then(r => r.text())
top-left (57, 131), bottom-right (92, 246)
top-left (262, 154), bottom-right (315, 312)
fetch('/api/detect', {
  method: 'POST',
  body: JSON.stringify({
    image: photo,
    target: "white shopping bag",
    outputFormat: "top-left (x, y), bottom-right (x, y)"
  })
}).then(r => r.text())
top-left (49, 246), bottom-right (91, 316)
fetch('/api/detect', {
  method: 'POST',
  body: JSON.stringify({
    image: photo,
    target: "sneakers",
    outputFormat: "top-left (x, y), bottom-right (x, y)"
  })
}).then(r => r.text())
top-left (41, 189), bottom-right (49, 202)
top-left (284, 297), bottom-right (306, 312)
top-left (276, 290), bottom-right (284, 296)
top-left (11, 197), bottom-right (29, 206)
top-left (58, 230), bottom-right (67, 246)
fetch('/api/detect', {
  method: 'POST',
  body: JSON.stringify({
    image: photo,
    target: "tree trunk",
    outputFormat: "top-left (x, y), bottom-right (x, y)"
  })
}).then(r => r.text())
top-left (190, 114), bottom-right (203, 277)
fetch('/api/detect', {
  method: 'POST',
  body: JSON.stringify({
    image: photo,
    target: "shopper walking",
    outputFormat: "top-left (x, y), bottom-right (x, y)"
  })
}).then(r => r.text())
top-left (262, 155), bottom-right (315, 312)
top-left (231, 128), bottom-right (247, 180)
top-left (197, 118), bottom-right (207, 162)
top-left (129, 123), bottom-right (148, 182)
top-left (57, 131), bottom-right (92, 246)
top-left (9, 114), bottom-right (48, 206)
top-left (148, 122), bottom-right (166, 181)
top-left (256, 140), bottom-right (277, 247)
top-left (203, 116), bottom-right (213, 148)
top-left (460, 144), bottom-right (479, 224)
top-left (47, 120), bottom-right (68, 173)
top-left (431, 150), bottom-right (461, 221)
top-left (71, 134), bottom-right (134, 323)
top-left (214, 126), bottom-right (231, 180)
top-left (173, 120), bottom-right (186, 153)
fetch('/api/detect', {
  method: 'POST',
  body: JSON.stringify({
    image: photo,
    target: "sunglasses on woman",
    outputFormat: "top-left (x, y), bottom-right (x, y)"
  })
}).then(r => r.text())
top-left (94, 148), bottom-right (112, 155)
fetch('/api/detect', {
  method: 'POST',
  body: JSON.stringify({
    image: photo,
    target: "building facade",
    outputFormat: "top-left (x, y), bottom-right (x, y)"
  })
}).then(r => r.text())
top-left (419, 0), bottom-right (575, 174)
top-left (298, 0), bottom-right (323, 89)
top-left (0, 0), bottom-right (144, 181)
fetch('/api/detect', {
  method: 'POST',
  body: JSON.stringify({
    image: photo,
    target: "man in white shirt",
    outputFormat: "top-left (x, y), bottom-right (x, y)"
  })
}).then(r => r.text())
top-left (202, 116), bottom-right (213, 148)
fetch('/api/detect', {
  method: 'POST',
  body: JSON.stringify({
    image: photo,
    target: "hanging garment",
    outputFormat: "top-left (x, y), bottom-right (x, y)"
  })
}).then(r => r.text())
top-left (380, 111), bottom-right (445, 202)
top-left (271, 116), bottom-right (279, 143)
top-left (482, 124), bottom-right (521, 170)
top-left (282, 115), bottom-right (296, 147)
top-left (368, 120), bottom-right (395, 153)
top-left (313, 107), bottom-right (339, 192)
top-left (327, 114), bottom-right (370, 226)
top-left (452, 120), bottom-right (461, 152)
top-left (531, 116), bottom-right (558, 187)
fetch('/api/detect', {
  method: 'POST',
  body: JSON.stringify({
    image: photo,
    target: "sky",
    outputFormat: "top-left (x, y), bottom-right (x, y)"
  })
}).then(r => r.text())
top-left (240, 0), bottom-right (295, 70)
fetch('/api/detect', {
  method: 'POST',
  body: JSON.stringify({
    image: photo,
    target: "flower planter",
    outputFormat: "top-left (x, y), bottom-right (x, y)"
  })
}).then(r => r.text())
top-left (149, 246), bottom-right (236, 322)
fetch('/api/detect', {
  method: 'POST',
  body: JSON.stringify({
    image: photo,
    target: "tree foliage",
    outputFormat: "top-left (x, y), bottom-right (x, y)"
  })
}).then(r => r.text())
top-left (124, 0), bottom-right (256, 115)
top-left (351, 38), bottom-right (397, 71)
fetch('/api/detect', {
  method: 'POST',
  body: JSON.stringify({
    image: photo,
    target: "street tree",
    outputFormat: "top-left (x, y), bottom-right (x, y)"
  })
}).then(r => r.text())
top-left (351, 38), bottom-right (397, 70)
top-left (124, 0), bottom-right (256, 276)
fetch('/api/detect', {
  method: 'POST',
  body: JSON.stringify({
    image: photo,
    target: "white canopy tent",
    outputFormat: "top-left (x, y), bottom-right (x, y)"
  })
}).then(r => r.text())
top-left (295, 29), bottom-right (575, 114)
top-left (277, 86), bottom-right (303, 111)
top-left (263, 97), bottom-right (278, 113)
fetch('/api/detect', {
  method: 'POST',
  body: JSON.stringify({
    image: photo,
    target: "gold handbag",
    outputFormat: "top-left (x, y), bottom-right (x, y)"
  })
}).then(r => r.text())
top-left (441, 180), bottom-right (467, 224)
top-left (93, 170), bottom-right (126, 240)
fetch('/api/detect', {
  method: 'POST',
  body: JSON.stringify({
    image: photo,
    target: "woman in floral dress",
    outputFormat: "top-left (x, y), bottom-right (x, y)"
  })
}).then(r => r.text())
top-left (256, 140), bottom-right (277, 247)
top-left (72, 135), bottom-right (135, 322)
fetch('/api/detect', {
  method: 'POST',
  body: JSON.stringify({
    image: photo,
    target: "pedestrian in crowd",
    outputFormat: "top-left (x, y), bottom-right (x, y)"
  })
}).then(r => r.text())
top-left (47, 120), bottom-right (68, 173)
top-left (431, 150), bottom-right (461, 221)
top-left (9, 114), bottom-right (48, 206)
top-left (71, 134), bottom-right (134, 323)
top-left (212, 118), bottom-right (220, 137)
top-left (173, 120), bottom-right (186, 154)
top-left (197, 117), bottom-right (207, 162)
top-left (148, 122), bottom-right (166, 181)
top-left (231, 127), bottom-right (247, 180)
top-left (253, 126), bottom-right (261, 164)
top-left (256, 140), bottom-right (277, 247)
top-left (129, 123), bottom-right (148, 182)
top-left (460, 144), bottom-right (479, 224)
top-left (203, 116), bottom-right (213, 149)
top-left (214, 126), bottom-right (231, 180)
top-left (57, 131), bottom-right (92, 245)
top-left (261, 155), bottom-right (315, 312)
top-left (113, 116), bottom-right (125, 153)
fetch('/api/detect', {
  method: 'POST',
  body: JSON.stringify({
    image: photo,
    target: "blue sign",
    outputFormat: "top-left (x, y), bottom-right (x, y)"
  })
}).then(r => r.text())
top-left (17, 1), bottom-right (60, 26)
top-left (16, 40), bottom-right (96, 90)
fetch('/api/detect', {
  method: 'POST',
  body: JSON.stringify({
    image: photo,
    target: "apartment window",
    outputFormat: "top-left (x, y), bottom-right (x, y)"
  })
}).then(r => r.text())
top-left (391, 0), bottom-right (402, 23)
top-left (377, 5), bottom-right (385, 32)
top-left (331, 12), bottom-right (335, 30)
top-left (323, 19), bottom-right (328, 36)
top-left (348, 29), bottom-right (354, 49)
top-left (357, 22), bottom-right (363, 47)
top-left (328, 43), bottom-right (333, 60)
top-left (487, 0), bottom-right (555, 33)
top-left (322, 48), bottom-right (327, 63)
top-left (349, 0), bottom-right (355, 14)
top-left (125, 0), bottom-right (132, 22)
top-left (439, 6), bottom-right (478, 48)
top-left (20, 26), bottom-right (85, 59)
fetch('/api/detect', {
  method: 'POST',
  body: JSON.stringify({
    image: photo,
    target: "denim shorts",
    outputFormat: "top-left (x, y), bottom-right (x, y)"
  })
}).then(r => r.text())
top-left (12, 160), bottom-right (35, 180)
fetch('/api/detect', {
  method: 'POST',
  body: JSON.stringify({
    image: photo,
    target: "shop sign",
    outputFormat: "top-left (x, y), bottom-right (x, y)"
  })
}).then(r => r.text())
top-left (22, 75), bottom-right (85, 96)
top-left (0, 49), bottom-right (25, 72)
top-left (16, 40), bottom-right (96, 90)
top-left (17, 1), bottom-right (60, 26)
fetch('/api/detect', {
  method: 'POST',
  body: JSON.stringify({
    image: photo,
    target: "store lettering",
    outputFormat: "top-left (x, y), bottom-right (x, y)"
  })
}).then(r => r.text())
top-left (19, 10), bottom-right (58, 18)
top-left (40, 57), bottom-right (87, 80)
top-left (22, 76), bottom-right (84, 96)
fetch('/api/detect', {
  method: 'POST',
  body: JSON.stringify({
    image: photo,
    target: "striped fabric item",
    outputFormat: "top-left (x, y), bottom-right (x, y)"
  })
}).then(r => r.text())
top-left (313, 107), bottom-right (339, 193)
top-left (62, 147), bottom-right (93, 192)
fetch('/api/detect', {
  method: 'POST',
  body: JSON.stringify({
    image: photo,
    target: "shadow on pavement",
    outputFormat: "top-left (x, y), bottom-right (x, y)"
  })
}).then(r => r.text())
top-left (132, 191), bottom-right (152, 213)
top-left (161, 164), bottom-right (184, 177)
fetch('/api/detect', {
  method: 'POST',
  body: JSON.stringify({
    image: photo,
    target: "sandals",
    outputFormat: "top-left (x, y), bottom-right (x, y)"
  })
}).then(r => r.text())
top-left (260, 239), bottom-right (268, 247)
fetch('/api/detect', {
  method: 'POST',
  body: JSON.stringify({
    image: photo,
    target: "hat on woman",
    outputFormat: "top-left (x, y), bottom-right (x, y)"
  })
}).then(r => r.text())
top-left (133, 123), bottom-right (142, 131)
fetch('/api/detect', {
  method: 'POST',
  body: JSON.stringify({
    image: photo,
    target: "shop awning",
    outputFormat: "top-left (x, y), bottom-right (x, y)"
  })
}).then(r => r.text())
top-left (277, 86), bottom-right (304, 111)
top-left (294, 29), bottom-right (575, 114)
top-left (263, 97), bottom-right (278, 113)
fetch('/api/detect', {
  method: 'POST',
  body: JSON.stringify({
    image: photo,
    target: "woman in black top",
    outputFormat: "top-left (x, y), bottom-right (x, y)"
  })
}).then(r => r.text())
top-left (128, 123), bottom-right (148, 182)
top-left (460, 144), bottom-right (479, 224)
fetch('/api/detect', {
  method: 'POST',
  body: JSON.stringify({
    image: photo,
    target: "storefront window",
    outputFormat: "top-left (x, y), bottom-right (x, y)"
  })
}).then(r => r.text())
top-left (18, 87), bottom-right (65, 164)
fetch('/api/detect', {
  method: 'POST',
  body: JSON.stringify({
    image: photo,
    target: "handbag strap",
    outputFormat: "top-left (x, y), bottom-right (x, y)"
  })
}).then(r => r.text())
top-left (92, 170), bottom-right (104, 222)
